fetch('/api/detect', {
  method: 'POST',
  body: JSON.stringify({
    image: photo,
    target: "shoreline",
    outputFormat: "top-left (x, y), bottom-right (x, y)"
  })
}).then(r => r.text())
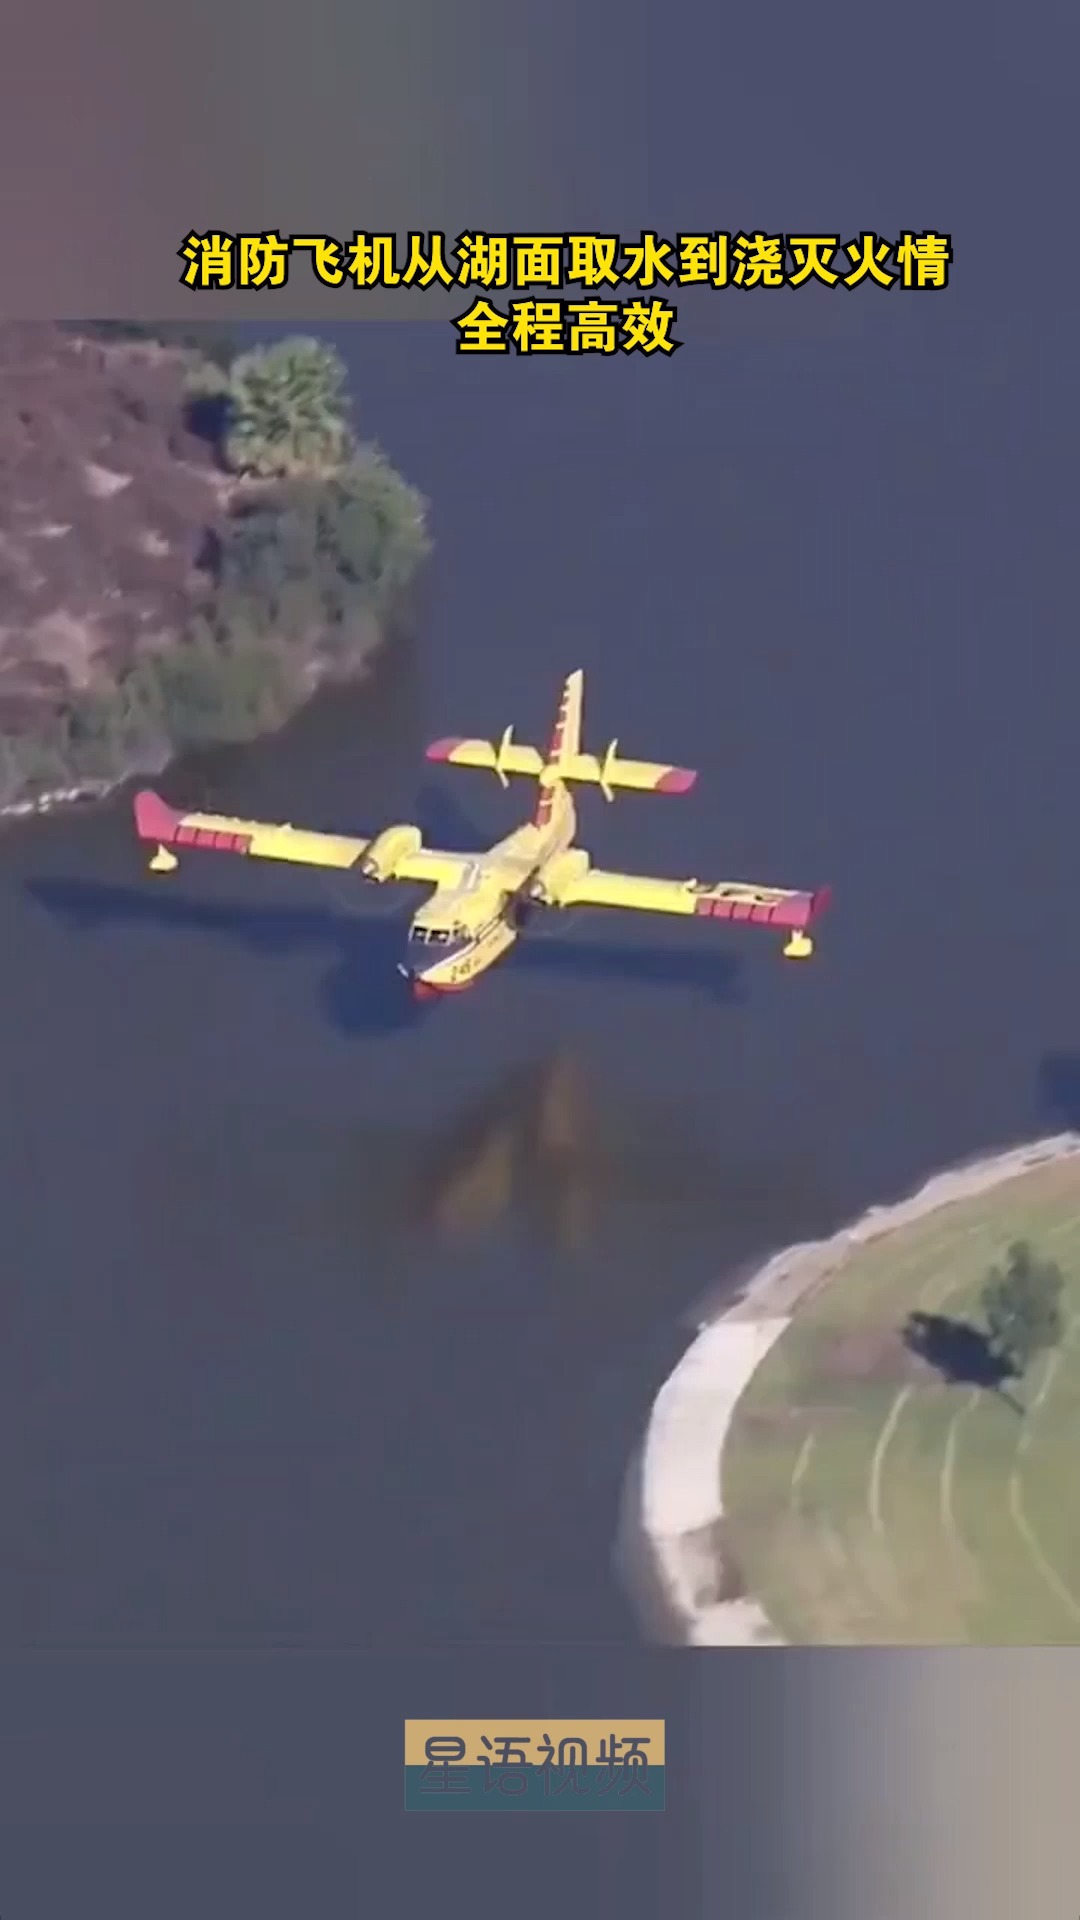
top-left (0, 778), bottom-right (120, 824)
top-left (0, 623), bottom-right (400, 835)
top-left (620, 1129), bottom-right (1080, 1646)
top-left (0, 652), bottom-right (378, 832)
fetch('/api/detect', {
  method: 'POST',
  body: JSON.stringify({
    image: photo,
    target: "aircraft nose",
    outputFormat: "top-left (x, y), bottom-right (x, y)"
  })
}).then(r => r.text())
top-left (398, 960), bottom-right (437, 1001)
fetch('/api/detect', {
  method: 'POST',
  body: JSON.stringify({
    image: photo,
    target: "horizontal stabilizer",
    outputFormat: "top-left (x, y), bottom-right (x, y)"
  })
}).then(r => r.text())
top-left (558, 752), bottom-right (696, 796)
top-left (426, 734), bottom-right (696, 800)
top-left (426, 736), bottom-right (544, 782)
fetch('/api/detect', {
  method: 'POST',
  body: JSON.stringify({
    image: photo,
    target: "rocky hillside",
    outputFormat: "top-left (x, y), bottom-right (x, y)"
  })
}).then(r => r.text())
top-left (0, 323), bottom-right (430, 811)
top-left (0, 325), bottom-right (228, 726)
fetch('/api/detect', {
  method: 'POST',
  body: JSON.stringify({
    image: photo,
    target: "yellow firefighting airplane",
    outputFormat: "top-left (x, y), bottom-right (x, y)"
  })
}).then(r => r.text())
top-left (133, 671), bottom-right (830, 998)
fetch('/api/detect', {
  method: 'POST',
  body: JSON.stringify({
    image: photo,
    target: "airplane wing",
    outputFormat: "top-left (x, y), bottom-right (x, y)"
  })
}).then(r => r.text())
top-left (133, 790), bottom-right (475, 888)
top-left (557, 866), bottom-right (831, 935)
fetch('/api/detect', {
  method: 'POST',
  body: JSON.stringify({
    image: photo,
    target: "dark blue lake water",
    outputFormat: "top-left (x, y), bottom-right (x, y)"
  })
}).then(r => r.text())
top-left (2, 286), bottom-right (1077, 1646)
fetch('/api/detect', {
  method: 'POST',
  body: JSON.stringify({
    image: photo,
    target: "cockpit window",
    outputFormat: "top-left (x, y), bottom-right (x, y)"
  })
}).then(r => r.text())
top-left (411, 926), bottom-right (451, 946)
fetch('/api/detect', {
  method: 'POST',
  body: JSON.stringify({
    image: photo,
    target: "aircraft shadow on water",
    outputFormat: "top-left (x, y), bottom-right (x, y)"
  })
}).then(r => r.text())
top-left (25, 873), bottom-right (746, 1040)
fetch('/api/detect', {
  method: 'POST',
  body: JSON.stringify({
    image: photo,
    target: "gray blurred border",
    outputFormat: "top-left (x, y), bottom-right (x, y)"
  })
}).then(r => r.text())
top-left (3, 0), bottom-right (944, 329)
top-left (4, 0), bottom-right (578, 320)
top-left (3, 1652), bottom-right (1080, 1916)
top-left (727, 1651), bottom-right (1080, 1920)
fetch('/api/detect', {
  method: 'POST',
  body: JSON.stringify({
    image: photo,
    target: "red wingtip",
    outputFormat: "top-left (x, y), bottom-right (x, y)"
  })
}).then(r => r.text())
top-left (810, 885), bottom-right (833, 921)
top-left (133, 788), bottom-right (180, 843)
top-left (656, 767), bottom-right (697, 794)
top-left (425, 737), bottom-right (464, 762)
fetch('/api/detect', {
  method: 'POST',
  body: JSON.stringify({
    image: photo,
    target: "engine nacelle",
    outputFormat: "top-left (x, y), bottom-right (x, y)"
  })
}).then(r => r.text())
top-left (531, 847), bottom-right (590, 906)
top-left (360, 823), bottom-right (422, 882)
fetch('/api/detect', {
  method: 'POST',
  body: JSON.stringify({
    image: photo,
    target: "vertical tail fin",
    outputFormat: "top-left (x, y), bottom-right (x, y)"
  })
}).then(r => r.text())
top-left (547, 668), bottom-right (584, 769)
top-left (535, 670), bottom-right (584, 826)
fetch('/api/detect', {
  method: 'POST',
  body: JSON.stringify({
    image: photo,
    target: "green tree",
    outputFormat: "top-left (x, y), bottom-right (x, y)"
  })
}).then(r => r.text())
top-left (328, 447), bottom-right (432, 606)
top-left (59, 676), bottom-right (168, 782)
top-left (223, 337), bottom-right (353, 478)
top-left (215, 449), bottom-right (430, 657)
top-left (981, 1240), bottom-right (1066, 1380)
top-left (139, 615), bottom-right (300, 751)
top-left (0, 729), bottom-right (72, 804)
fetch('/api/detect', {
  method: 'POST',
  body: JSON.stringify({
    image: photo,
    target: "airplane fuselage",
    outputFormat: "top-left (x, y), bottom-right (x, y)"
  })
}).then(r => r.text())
top-left (400, 780), bottom-right (576, 998)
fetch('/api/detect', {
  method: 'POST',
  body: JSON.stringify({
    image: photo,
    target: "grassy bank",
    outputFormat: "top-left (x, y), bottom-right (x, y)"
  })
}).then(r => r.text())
top-left (722, 1157), bottom-right (1080, 1644)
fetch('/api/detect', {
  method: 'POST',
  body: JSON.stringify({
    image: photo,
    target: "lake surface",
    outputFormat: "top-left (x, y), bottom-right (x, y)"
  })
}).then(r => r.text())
top-left (2, 302), bottom-right (1077, 1647)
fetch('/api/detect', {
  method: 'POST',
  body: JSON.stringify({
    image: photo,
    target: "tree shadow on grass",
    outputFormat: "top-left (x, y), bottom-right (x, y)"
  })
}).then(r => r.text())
top-left (903, 1310), bottom-right (1024, 1413)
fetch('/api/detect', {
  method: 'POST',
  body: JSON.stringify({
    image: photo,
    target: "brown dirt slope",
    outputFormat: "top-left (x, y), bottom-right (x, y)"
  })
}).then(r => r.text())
top-left (0, 323), bottom-right (226, 726)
